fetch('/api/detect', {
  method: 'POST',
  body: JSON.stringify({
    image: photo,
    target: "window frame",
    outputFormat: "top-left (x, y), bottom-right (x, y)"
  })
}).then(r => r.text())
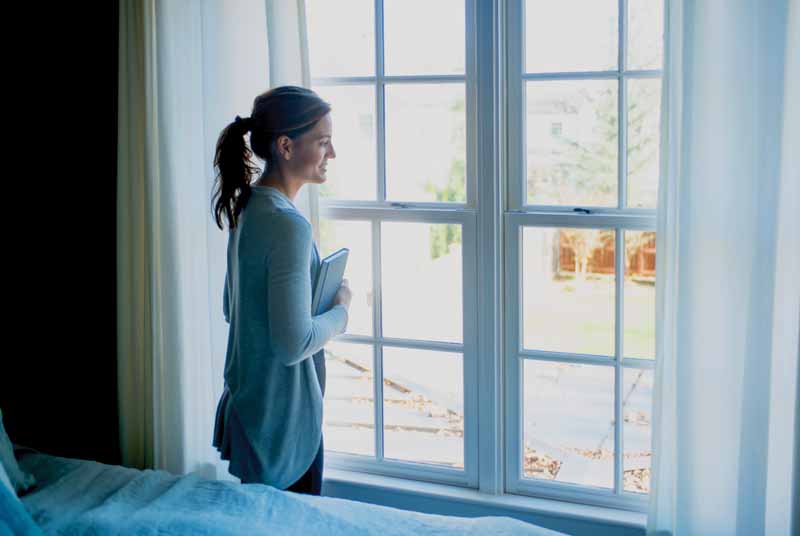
top-left (309, 0), bottom-right (663, 513)
top-left (312, 0), bottom-right (481, 489)
top-left (504, 0), bottom-right (661, 511)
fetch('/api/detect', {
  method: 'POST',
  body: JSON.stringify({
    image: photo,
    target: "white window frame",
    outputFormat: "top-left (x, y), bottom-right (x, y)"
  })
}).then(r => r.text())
top-left (312, 0), bottom-right (663, 513)
top-left (504, 0), bottom-right (661, 511)
top-left (314, 0), bottom-right (480, 489)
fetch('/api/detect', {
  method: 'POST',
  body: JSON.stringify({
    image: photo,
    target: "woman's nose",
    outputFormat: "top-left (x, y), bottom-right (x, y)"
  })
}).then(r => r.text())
top-left (328, 143), bottom-right (336, 159)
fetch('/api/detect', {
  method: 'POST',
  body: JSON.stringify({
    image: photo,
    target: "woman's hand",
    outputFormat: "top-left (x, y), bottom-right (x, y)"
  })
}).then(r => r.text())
top-left (333, 278), bottom-right (352, 310)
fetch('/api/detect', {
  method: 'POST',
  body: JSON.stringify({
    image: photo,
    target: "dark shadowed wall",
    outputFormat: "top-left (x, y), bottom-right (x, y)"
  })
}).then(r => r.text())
top-left (1, 1), bottom-right (120, 465)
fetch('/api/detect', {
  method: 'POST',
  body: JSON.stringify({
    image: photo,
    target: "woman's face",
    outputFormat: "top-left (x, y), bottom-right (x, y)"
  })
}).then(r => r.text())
top-left (283, 112), bottom-right (336, 184)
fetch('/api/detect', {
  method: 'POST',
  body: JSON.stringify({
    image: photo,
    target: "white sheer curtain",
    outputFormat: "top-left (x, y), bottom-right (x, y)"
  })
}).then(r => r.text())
top-left (117, 0), bottom-right (316, 481)
top-left (648, 1), bottom-right (799, 535)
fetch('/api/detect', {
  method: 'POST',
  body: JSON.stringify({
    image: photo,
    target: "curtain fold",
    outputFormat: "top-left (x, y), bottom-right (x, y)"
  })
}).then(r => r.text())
top-left (648, 1), bottom-right (799, 534)
top-left (117, 0), bottom-right (316, 481)
top-left (264, 0), bottom-right (320, 243)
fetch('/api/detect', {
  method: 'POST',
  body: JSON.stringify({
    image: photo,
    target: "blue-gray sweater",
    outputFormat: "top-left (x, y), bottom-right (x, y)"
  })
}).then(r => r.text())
top-left (218, 184), bottom-right (348, 488)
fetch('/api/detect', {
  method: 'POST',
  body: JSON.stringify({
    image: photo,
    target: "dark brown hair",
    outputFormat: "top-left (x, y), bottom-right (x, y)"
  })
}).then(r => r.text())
top-left (211, 86), bottom-right (331, 230)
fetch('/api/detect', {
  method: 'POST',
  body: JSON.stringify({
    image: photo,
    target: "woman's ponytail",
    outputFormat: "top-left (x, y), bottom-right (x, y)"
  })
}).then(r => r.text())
top-left (211, 116), bottom-right (261, 230)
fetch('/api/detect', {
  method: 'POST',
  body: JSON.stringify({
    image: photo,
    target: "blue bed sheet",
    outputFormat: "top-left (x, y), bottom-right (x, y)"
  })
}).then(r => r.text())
top-left (16, 452), bottom-right (566, 535)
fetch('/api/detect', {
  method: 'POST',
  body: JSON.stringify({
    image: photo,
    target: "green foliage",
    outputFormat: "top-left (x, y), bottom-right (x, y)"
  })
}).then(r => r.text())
top-left (424, 158), bottom-right (465, 260)
top-left (423, 98), bottom-right (466, 260)
top-left (429, 222), bottom-right (462, 261)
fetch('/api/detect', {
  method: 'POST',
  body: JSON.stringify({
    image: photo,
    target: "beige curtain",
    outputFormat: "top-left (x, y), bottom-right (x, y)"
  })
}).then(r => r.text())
top-left (117, 0), bottom-right (316, 480)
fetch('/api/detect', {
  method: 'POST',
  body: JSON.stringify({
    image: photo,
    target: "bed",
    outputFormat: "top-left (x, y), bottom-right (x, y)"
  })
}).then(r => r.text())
top-left (11, 446), bottom-right (567, 535)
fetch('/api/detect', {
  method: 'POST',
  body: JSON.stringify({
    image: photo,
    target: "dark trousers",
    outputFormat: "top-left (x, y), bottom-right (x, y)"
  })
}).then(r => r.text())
top-left (285, 435), bottom-right (324, 495)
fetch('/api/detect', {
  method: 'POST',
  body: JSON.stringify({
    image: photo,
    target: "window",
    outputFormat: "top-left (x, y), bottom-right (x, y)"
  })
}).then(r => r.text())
top-left (307, 0), bottom-right (478, 488)
top-left (306, 0), bottom-right (663, 510)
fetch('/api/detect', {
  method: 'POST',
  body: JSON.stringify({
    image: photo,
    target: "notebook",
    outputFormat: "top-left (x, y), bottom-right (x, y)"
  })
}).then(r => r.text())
top-left (311, 247), bottom-right (349, 315)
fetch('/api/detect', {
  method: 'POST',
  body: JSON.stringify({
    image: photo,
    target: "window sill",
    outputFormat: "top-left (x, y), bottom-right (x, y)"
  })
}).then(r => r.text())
top-left (322, 468), bottom-right (647, 534)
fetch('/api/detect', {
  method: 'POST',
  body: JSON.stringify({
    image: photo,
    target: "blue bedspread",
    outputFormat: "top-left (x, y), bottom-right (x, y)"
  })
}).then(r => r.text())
top-left (16, 452), bottom-right (566, 535)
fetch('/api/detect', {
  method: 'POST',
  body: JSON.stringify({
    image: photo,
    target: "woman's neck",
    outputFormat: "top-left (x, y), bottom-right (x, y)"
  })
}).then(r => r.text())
top-left (253, 172), bottom-right (301, 202)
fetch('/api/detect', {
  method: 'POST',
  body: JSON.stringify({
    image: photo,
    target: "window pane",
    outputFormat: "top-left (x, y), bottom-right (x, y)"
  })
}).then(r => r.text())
top-left (383, 0), bottom-right (464, 76)
top-left (312, 85), bottom-right (377, 201)
top-left (627, 0), bottom-right (664, 70)
top-left (624, 231), bottom-right (656, 358)
top-left (318, 219), bottom-right (373, 337)
top-left (523, 361), bottom-right (615, 488)
top-left (381, 222), bottom-right (463, 343)
top-left (385, 83), bottom-right (466, 203)
top-left (525, 0), bottom-right (618, 73)
top-left (383, 347), bottom-right (463, 468)
top-left (523, 227), bottom-right (616, 356)
top-left (323, 341), bottom-right (375, 457)
top-left (623, 368), bottom-right (652, 493)
top-left (627, 78), bottom-right (661, 209)
top-left (526, 80), bottom-right (618, 207)
top-left (307, 0), bottom-right (374, 77)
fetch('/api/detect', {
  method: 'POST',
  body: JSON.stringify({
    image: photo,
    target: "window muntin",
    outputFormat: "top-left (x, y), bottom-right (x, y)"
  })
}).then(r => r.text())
top-left (507, 0), bottom-right (662, 508)
top-left (307, 0), bottom-right (477, 487)
top-left (305, 0), bottom-right (664, 510)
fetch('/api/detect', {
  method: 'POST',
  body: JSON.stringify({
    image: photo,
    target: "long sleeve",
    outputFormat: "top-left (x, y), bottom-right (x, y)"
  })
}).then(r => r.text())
top-left (267, 211), bottom-right (348, 367)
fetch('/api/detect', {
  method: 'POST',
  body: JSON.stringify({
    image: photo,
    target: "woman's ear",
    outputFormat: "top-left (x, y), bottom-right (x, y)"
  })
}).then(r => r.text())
top-left (276, 135), bottom-right (293, 161)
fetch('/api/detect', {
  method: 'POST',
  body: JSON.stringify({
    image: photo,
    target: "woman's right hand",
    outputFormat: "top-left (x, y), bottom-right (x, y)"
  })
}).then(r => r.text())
top-left (333, 278), bottom-right (352, 310)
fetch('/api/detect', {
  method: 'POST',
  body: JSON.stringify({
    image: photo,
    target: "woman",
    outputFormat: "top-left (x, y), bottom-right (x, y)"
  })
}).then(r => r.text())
top-left (210, 86), bottom-right (352, 496)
